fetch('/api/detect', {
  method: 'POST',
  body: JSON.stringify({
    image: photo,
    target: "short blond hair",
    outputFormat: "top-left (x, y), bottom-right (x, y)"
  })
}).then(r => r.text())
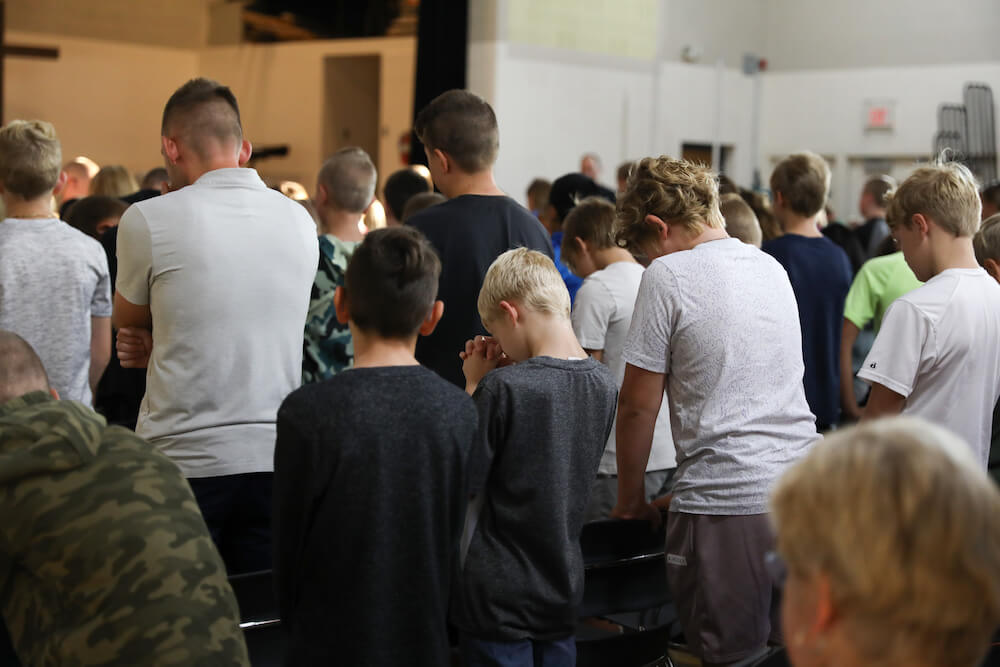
top-left (770, 151), bottom-right (831, 218)
top-left (973, 213), bottom-right (1000, 265)
top-left (771, 417), bottom-right (1000, 667)
top-left (720, 193), bottom-right (762, 247)
top-left (887, 161), bottom-right (982, 237)
top-left (477, 248), bottom-right (570, 324)
top-left (90, 165), bottom-right (139, 198)
top-left (0, 120), bottom-right (62, 199)
top-left (615, 156), bottom-right (724, 252)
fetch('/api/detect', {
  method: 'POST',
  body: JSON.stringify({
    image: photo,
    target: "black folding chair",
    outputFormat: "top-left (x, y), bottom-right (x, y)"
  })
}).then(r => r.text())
top-left (228, 569), bottom-right (285, 667)
top-left (576, 519), bottom-right (678, 667)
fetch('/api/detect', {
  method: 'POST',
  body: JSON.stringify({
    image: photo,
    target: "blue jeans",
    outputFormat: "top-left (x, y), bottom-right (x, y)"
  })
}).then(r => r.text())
top-left (460, 635), bottom-right (575, 667)
top-left (187, 472), bottom-right (273, 575)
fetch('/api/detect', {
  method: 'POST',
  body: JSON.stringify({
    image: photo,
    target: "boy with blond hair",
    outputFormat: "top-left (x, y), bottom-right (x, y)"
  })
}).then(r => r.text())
top-left (456, 248), bottom-right (617, 667)
top-left (274, 227), bottom-right (477, 666)
top-left (0, 120), bottom-right (111, 405)
top-left (560, 197), bottom-right (675, 521)
top-left (764, 152), bottom-right (853, 431)
top-left (613, 156), bottom-right (817, 666)
top-left (719, 192), bottom-right (762, 247)
top-left (861, 162), bottom-right (1000, 467)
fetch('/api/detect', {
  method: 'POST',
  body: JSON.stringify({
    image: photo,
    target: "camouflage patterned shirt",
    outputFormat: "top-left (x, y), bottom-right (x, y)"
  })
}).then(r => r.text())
top-left (302, 234), bottom-right (360, 384)
top-left (0, 392), bottom-right (250, 666)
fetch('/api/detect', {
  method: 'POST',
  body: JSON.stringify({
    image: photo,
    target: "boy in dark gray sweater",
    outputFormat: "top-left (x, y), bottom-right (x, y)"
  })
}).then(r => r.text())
top-left (273, 227), bottom-right (477, 666)
top-left (455, 248), bottom-right (618, 667)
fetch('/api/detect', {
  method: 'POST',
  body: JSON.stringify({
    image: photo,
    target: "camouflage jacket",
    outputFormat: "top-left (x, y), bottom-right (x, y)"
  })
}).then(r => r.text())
top-left (302, 234), bottom-right (360, 384)
top-left (0, 392), bottom-right (249, 666)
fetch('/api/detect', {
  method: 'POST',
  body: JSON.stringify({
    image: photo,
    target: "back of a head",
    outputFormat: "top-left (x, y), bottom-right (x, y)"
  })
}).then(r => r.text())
top-left (770, 151), bottom-right (831, 217)
top-left (526, 178), bottom-right (551, 211)
top-left (973, 212), bottom-right (1000, 266)
top-left (64, 196), bottom-right (129, 240)
top-left (720, 193), bottom-right (763, 247)
top-left (616, 161), bottom-right (635, 187)
top-left (90, 165), bottom-right (139, 198)
top-left (0, 120), bottom-right (62, 200)
top-left (344, 226), bottom-right (441, 338)
top-left (771, 417), bottom-right (1000, 666)
top-left (887, 159), bottom-right (982, 238)
top-left (548, 173), bottom-right (615, 222)
top-left (0, 330), bottom-right (50, 404)
top-left (383, 167), bottom-right (431, 220)
top-left (401, 191), bottom-right (446, 223)
top-left (561, 196), bottom-right (618, 261)
top-left (141, 167), bottom-right (169, 191)
top-left (317, 147), bottom-right (377, 214)
top-left (862, 175), bottom-right (896, 211)
top-left (616, 156), bottom-right (725, 252)
top-left (414, 89), bottom-right (498, 173)
top-left (161, 78), bottom-right (243, 156)
top-left (478, 247), bottom-right (570, 325)
top-left (983, 181), bottom-right (1000, 218)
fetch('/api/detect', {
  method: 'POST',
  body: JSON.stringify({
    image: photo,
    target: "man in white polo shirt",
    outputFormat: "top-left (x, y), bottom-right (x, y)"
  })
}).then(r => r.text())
top-left (113, 78), bottom-right (318, 573)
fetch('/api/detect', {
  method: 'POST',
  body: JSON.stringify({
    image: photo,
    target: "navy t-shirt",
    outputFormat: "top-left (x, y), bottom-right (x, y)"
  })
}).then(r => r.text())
top-left (762, 234), bottom-right (852, 427)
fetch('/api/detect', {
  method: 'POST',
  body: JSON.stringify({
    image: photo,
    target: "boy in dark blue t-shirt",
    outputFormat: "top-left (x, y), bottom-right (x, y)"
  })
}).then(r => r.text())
top-left (763, 152), bottom-right (852, 430)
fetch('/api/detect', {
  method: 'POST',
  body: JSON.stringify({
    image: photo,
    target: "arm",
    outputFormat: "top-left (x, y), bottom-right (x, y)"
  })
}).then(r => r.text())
top-left (113, 292), bottom-right (153, 368)
top-left (861, 383), bottom-right (906, 421)
top-left (585, 349), bottom-right (604, 362)
top-left (839, 319), bottom-right (861, 421)
top-left (89, 316), bottom-right (112, 400)
top-left (611, 363), bottom-right (666, 526)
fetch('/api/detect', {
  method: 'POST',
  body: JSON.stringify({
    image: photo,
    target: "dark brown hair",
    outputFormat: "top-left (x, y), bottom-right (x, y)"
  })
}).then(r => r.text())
top-left (414, 89), bottom-right (498, 173)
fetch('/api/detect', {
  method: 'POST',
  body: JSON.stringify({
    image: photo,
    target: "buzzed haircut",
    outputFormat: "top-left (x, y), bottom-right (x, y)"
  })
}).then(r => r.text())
top-left (720, 193), bottom-right (763, 247)
top-left (141, 167), bottom-right (169, 190)
top-left (0, 120), bottom-right (62, 199)
top-left (770, 151), bottom-right (831, 218)
top-left (526, 178), bottom-right (551, 210)
top-left (344, 226), bottom-right (441, 338)
top-left (62, 161), bottom-right (90, 179)
top-left (0, 330), bottom-right (50, 404)
top-left (401, 191), bottom-right (446, 222)
top-left (414, 89), bottom-right (499, 173)
top-left (318, 147), bottom-right (377, 213)
top-left (161, 78), bottom-right (243, 153)
top-left (562, 196), bottom-right (618, 255)
top-left (383, 168), bottom-right (431, 220)
top-left (982, 181), bottom-right (1000, 212)
top-left (64, 196), bottom-right (129, 240)
top-left (863, 175), bottom-right (896, 209)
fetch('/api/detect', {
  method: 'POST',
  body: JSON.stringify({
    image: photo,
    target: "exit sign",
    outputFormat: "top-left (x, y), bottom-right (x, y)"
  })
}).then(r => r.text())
top-left (864, 99), bottom-right (896, 131)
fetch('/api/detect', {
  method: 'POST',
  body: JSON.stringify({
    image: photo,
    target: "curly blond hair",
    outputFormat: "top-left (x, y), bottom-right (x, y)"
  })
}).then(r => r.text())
top-left (615, 156), bottom-right (724, 252)
top-left (771, 417), bottom-right (1000, 667)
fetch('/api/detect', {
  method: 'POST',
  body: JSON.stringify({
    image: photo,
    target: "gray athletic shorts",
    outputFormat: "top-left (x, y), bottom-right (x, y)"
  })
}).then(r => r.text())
top-left (665, 512), bottom-right (781, 664)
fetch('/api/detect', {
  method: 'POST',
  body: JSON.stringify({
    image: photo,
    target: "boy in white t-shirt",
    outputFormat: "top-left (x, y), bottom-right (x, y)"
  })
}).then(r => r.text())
top-left (860, 161), bottom-right (1000, 467)
top-left (560, 197), bottom-right (676, 522)
top-left (612, 157), bottom-right (818, 665)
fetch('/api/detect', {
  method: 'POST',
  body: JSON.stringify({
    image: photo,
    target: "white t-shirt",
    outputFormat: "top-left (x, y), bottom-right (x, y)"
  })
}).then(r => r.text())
top-left (572, 261), bottom-right (675, 474)
top-left (0, 218), bottom-right (111, 403)
top-left (624, 238), bottom-right (818, 515)
top-left (858, 268), bottom-right (1000, 466)
top-left (116, 168), bottom-right (319, 478)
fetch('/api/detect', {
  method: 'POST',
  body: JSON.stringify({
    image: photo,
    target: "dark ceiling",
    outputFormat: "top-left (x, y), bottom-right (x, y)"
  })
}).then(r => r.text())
top-left (245, 1), bottom-right (404, 39)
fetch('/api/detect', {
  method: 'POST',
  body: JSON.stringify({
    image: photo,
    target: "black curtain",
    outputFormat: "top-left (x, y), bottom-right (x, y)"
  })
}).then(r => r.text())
top-left (410, 0), bottom-right (468, 166)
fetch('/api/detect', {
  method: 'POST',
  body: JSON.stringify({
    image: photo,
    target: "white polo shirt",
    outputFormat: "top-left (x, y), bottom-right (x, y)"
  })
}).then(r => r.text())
top-left (116, 167), bottom-right (319, 478)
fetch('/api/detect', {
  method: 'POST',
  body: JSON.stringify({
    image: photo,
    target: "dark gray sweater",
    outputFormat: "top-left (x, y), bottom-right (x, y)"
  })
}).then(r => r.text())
top-left (452, 356), bottom-right (617, 640)
top-left (274, 365), bottom-right (477, 666)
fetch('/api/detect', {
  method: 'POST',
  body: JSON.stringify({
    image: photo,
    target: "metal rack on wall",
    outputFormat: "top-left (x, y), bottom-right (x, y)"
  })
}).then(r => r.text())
top-left (934, 83), bottom-right (997, 183)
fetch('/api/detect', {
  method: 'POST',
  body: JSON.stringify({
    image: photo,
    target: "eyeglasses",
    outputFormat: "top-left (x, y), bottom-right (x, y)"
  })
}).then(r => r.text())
top-left (764, 550), bottom-right (787, 588)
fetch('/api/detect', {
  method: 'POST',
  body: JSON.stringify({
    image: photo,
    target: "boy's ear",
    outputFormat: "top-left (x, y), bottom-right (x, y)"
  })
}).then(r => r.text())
top-left (911, 213), bottom-right (931, 237)
top-left (52, 170), bottom-right (68, 198)
top-left (161, 136), bottom-right (180, 164)
top-left (419, 300), bottom-right (445, 336)
top-left (574, 236), bottom-right (589, 255)
top-left (985, 258), bottom-right (1000, 283)
top-left (498, 300), bottom-right (520, 326)
top-left (333, 286), bottom-right (350, 325)
top-left (432, 148), bottom-right (450, 174)
top-left (315, 183), bottom-right (328, 208)
top-left (238, 139), bottom-right (253, 166)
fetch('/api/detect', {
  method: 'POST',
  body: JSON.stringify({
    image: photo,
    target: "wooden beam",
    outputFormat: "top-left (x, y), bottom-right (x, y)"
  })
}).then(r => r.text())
top-left (243, 10), bottom-right (317, 41)
top-left (4, 45), bottom-right (58, 59)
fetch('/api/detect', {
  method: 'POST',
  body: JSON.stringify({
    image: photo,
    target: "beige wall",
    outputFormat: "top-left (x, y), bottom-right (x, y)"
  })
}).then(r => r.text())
top-left (199, 37), bottom-right (416, 194)
top-left (5, 31), bottom-right (198, 176)
top-left (3, 31), bottom-right (416, 193)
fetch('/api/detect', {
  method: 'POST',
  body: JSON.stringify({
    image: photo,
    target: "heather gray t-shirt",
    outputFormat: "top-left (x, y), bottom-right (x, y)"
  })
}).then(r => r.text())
top-left (624, 238), bottom-right (818, 515)
top-left (0, 218), bottom-right (111, 403)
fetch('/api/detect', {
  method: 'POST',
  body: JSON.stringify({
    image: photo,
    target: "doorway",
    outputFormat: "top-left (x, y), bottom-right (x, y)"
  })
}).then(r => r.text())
top-left (323, 55), bottom-right (381, 174)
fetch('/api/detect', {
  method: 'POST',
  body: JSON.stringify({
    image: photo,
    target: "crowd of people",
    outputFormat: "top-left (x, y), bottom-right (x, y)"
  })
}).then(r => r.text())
top-left (1, 75), bottom-right (1000, 667)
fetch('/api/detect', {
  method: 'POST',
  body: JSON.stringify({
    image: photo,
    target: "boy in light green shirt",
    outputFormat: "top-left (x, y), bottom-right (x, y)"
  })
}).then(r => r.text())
top-left (839, 251), bottom-right (922, 420)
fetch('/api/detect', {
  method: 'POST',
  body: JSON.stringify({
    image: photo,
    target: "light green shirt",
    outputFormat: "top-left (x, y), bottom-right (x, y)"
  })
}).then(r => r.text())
top-left (843, 252), bottom-right (923, 332)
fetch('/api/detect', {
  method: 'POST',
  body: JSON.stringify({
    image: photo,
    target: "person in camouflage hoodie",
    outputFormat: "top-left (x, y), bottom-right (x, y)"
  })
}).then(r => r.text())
top-left (302, 147), bottom-right (378, 384)
top-left (0, 330), bottom-right (249, 666)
